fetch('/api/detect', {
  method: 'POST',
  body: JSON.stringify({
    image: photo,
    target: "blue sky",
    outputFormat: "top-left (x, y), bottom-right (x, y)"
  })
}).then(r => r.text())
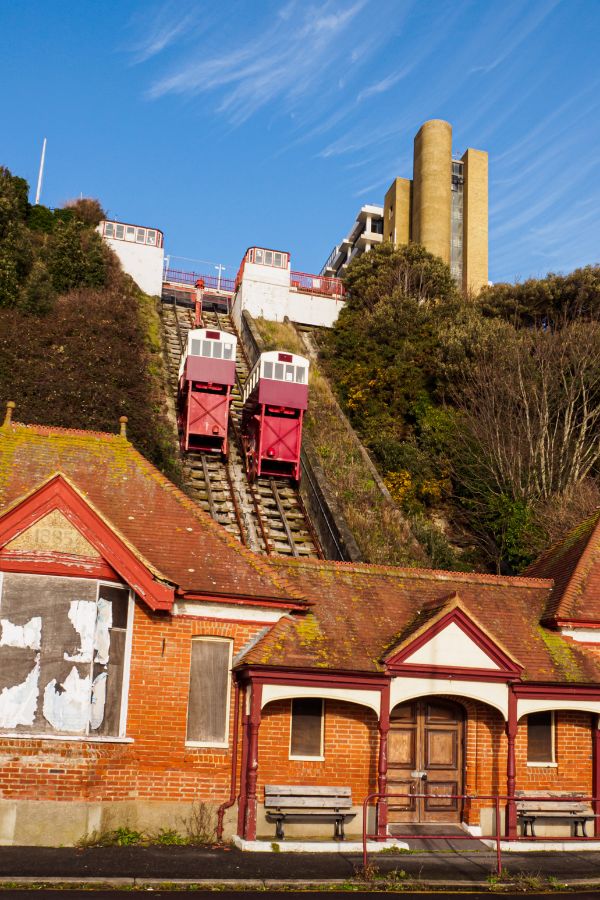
top-left (2, 0), bottom-right (599, 284)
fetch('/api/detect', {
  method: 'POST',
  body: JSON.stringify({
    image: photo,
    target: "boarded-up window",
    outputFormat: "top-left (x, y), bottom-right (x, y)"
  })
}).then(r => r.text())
top-left (186, 638), bottom-right (231, 745)
top-left (0, 573), bottom-right (130, 737)
top-left (527, 711), bottom-right (554, 763)
top-left (290, 698), bottom-right (323, 758)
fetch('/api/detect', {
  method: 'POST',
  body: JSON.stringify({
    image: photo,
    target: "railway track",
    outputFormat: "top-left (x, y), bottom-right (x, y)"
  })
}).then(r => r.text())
top-left (160, 299), bottom-right (322, 559)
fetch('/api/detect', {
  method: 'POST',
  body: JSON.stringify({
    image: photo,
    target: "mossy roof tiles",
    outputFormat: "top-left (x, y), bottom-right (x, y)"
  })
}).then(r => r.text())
top-left (240, 557), bottom-right (600, 683)
top-left (524, 511), bottom-right (600, 624)
top-left (0, 422), bottom-right (294, 601)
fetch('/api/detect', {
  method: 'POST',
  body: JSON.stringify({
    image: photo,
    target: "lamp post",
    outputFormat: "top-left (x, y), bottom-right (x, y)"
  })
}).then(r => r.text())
top-left (215, 263), bottom-right (226, 292)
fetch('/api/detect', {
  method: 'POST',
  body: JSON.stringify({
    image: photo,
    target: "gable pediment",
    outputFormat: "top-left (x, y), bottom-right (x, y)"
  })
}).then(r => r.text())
top-left (385, 596), bottom-right (522, 679)
top-left (401, 620), bottom-right (500, 669)
top-left (0, 473), bottom-right (174, 611)
top-left (4, 509), bottom-right (100, 558)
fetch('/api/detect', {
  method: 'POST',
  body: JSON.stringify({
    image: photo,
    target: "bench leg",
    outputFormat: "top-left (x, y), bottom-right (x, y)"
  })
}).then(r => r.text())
top-left (574, 819), bottom-right (587, 838)
top-left (275, 817), bottom-right (285, 841)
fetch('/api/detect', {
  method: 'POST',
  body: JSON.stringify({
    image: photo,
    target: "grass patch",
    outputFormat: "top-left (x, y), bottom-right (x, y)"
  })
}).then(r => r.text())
top-left (254, 317), bottom-right (428, 567)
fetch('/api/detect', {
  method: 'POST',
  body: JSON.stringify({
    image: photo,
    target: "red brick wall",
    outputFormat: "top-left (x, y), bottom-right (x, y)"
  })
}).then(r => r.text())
top-left (257, 698), bottom-right (379, 803)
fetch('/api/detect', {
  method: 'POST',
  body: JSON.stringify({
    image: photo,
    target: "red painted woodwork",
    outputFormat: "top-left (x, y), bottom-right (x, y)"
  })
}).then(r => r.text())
top-left (0, 474), bottom-right (173, 610)
top-left (244, 683), bottom-right (262, 841)
top-left (386, 605), bottom-right (523, 682)
top-left (377, 682), bottom-right (390, 839)
top-left (506, 689), bottom-right (517, 838)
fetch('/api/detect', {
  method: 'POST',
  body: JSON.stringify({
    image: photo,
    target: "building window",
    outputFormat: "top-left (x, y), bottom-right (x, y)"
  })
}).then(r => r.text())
top-left (0, 573), bottom-right (132, 738)
top-left (186, 637), bottom-right (232, 747)
top-left (104, 222), bottom-right (114, 238)
top-left (290, 698), bottom-right (323, 759)
top-left (527, 711), bottom-right (555, 764)
top-left (126, 226), bottom-right (135, 241)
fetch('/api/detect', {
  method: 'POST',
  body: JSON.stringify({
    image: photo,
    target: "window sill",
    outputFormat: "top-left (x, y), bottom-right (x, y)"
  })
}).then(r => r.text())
top-left (185, 741), bottom-right (229, 750)
top-left (526, 761), bottom-right (558, 767)
top-left (289, 755), bottom-right (325, 762)
top-left (0, 733), bottom-right (134, 743)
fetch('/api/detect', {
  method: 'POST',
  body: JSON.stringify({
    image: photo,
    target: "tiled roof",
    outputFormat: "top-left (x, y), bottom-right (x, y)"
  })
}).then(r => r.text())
top-left (239, 557), bottom-right (600, 683)
top-left (524, 511), bottom-right (600, 623)
top-left (0, 422), bottom-right (294, 602)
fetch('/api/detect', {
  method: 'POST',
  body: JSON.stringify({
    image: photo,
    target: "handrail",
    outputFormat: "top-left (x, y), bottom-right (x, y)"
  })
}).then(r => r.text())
top-left (362, 791), bottom-right (599, 876)
top-left (290, 270), bottom-right (345, 298)
top-left (164, 268), bottom-right (236, 293)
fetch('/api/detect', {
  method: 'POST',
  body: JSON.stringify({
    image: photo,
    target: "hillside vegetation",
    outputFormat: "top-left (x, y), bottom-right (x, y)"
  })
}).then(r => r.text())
top-left (0, 166), bottom-right (177, 478)
top-left (320, 243), bottom-right (600, 574)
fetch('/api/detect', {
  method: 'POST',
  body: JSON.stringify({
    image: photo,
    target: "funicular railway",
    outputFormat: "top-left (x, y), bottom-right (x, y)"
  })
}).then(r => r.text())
top-left (160, 289), bottom-right (322, 559)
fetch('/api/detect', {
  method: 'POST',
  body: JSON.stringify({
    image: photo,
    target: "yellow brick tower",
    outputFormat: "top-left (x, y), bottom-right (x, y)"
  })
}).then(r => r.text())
top-left (382, 119), bottom-right (489, 295)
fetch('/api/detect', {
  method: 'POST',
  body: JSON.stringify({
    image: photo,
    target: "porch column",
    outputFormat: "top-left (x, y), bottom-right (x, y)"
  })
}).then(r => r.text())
top-left (593, 715), bottom-right (600, 838)
top-left (377, 682), bottom-right (390, 840)
top-left (505, 689), bottom-right (517, 839)
top-left (244, 681), bottom-right (262, 841)
top-left (236, 689), bottom-right (250, 838)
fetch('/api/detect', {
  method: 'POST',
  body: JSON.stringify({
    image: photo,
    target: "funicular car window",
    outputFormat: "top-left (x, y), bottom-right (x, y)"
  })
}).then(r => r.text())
top-left (191, 339), bottom-right (201, 355)
top-left (223, 344), bottom-right (233, 360)
top-left (213, 342), bottom-right (222, 359)
top-left (263, 361), bottom-right (273, 379)
top-left (274, 363), bottom-right (284, 380)
top-left (202, 340), bottom-right (211, 357)
top-left (285, 364), bottom-right (294, 381)
top-left (295, 366), bottom-right (305, 383)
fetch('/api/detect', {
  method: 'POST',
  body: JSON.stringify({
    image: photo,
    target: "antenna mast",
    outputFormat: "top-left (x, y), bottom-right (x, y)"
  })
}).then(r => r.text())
top-left (35, 137), bottom-right (47, 205)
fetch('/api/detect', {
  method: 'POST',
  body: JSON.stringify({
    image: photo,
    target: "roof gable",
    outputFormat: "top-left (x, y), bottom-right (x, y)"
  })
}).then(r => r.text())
top-left (0, 421), bottom-right (296, 604)
top-left (384, 594), bottom-right (523, 679)
top-left (0, 473), bottom-right (173, 610)
top-left (526, 511), bottom-right (600, 625)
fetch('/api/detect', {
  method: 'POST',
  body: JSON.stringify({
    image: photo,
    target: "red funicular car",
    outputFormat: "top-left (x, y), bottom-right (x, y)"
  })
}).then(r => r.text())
top-left (177, 328), bottom-right (237, 457)
top-left (241, 351), bottom-right (309, 483)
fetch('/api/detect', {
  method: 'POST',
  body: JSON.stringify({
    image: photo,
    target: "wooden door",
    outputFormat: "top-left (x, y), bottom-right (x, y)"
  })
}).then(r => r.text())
top-left (387, 699), bottom-right (463, 823)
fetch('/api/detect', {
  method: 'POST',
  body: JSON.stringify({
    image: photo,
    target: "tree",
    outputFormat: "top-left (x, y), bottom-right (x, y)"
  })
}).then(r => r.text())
top-left (450, 319), bottom-right (600, 569)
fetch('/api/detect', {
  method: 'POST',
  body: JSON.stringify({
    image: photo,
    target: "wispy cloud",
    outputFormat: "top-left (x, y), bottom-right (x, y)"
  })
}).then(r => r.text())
top-left (141, 1), bottom-right (369, 125)
top-left (469, 0), bottom-right (560, 74)
top-left (129, 2), bottom-right (201, 63)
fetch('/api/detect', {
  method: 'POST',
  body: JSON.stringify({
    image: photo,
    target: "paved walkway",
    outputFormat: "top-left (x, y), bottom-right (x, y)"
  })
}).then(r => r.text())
top-left (1, 844), bottom-right (600, 887)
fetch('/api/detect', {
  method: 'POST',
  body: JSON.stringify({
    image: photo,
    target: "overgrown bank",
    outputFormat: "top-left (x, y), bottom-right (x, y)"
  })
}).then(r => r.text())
top-left (0, 165), bottom-right (178, 480)
top-left (319, 243), bottom-right (600, 573)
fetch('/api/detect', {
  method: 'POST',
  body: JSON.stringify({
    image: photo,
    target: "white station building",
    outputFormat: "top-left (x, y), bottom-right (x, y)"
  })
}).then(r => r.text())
top-left (98, 219), bottom-right (165, 296)
top-left (231, 246), bottom-right (345, 329)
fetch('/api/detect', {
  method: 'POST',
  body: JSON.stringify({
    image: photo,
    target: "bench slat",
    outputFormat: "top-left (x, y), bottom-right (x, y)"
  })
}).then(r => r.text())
top-left (265, 797), bottom-right (353, 809)
top-left (265, 785), bottom-right (351, 797)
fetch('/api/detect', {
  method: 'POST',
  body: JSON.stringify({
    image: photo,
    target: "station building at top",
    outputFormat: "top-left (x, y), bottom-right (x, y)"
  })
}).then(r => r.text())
top-left (1, 409), bottom-right (600, 848)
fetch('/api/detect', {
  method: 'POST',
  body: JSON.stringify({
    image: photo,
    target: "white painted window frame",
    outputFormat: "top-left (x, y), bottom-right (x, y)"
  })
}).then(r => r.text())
top-left (526, 709), bottom-right (556, 766)
top-left (289, 697), bottom-right (325, 761)
top-left (185, 635), bottom-right (233, 750)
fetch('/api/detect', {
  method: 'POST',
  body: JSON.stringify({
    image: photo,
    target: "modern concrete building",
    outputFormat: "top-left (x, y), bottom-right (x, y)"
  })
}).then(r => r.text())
top-left (321, 204), bottom-right (384, 280)
top-left (323, 120), bottom-right (488, 295)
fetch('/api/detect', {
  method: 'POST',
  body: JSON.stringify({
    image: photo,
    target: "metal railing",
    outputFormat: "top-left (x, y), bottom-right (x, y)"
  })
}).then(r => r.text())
top-left (163, 268), bottom-right (236, 293)
top-left (362, 791), bottom-right (599, 876)
top-left (290, 270), bottom-right (345, 298)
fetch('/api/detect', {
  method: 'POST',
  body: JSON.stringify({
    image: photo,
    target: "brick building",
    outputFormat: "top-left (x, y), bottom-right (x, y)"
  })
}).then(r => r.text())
top-left (0, 415), bottom-right (599, 846)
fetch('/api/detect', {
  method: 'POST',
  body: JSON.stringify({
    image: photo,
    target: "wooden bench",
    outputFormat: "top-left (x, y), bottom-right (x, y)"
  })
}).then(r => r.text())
top-left (264, 785), bottom-right (355, 840)
top-left (515, 791), bottom-right (595, 837)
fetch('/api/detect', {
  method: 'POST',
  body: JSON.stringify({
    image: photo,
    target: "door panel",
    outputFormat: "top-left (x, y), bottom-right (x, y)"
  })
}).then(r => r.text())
top-left (387, 699), bottom-right (463, 823)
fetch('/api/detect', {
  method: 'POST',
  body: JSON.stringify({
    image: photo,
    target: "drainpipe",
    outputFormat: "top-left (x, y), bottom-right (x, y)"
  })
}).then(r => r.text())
top-left (505, 688), bottom-right (517, 839)
top-left (216, 681), bottom-right (240, 842)
top-left (237, 698), bottom-right (250, 837)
